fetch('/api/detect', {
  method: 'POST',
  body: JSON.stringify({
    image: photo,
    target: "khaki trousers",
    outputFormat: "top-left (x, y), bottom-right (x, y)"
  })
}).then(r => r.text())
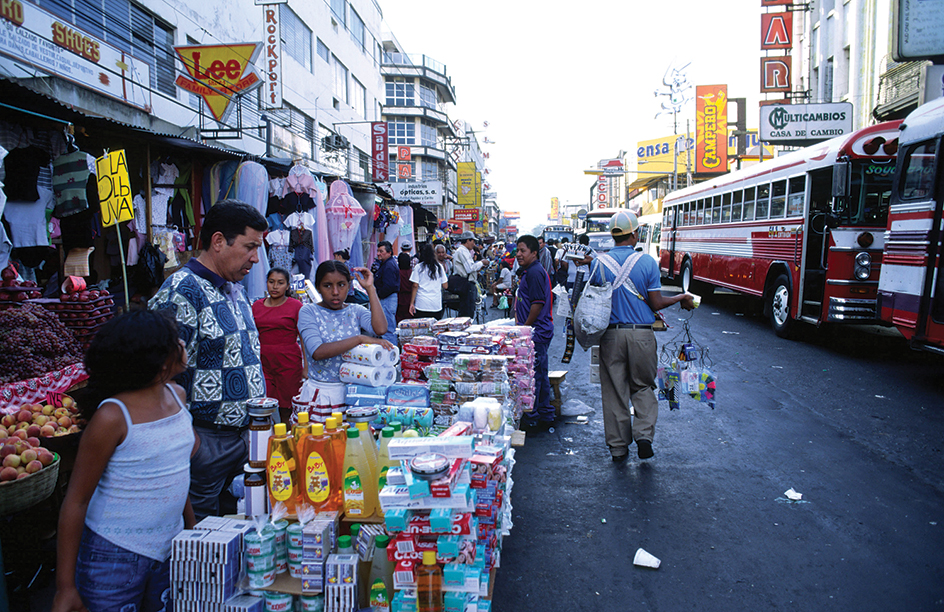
top-left (599, 328), bottom-right (659, 453)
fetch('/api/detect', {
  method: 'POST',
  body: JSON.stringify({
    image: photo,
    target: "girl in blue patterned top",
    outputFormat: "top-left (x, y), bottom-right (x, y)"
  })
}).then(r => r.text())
top-left (296, 261), bottom-right (393, 421)
top-left (53, 310), bottom-right (197, 612)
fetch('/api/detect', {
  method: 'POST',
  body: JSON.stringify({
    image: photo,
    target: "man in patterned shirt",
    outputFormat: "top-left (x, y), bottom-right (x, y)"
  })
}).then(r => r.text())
top-left (150, 199), bottom-right (268, 518)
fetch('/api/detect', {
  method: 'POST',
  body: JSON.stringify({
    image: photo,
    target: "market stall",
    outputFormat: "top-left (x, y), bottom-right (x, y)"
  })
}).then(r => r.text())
top-left (166, 315), bottom-right (531, 611)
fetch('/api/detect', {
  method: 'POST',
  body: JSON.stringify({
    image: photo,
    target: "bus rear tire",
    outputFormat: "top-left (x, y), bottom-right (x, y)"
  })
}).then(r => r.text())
top-left (769, 274), bottom-right (795, 339)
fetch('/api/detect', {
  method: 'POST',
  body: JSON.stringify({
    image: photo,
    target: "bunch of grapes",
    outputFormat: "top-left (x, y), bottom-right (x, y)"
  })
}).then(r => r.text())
top-left (0, 305), bottom-right (85, 383)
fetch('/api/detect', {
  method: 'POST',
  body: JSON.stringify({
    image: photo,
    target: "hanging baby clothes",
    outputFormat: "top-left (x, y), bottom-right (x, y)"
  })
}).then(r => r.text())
top-left (51, 150), bottom-right (92, 218)
top-left (324, 179), bottom-right (367, 256)
top-left (312, 177), bottom-right (330, 265)
top-left (266, 230), bottom-right (291, 270)
top-left (4, 186), bottom-right (53, 247)
top-left (396, 205), bottom-right (416, 254)
top-left (235, 161), bottom-right (270, 301)
top-left (150, 161), bottom-right (178, 227)
top-left (284, 211), bottom-right (315, 278)
top-left (202, 160), bottom-right (239, 213)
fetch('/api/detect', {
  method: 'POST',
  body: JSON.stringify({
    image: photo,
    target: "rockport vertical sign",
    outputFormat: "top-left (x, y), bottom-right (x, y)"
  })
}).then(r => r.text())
top-left (261, 3), bottom-right (284, 110)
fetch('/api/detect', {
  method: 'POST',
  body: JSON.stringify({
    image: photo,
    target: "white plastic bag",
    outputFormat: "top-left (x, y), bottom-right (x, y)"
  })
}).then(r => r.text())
top-left (574, 281), bottom-right (612, 350)
top-left (553, 284), bottom-right (572, 318)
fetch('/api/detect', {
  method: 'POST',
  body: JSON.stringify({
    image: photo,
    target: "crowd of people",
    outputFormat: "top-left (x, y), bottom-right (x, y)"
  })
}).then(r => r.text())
top-left (51, 198), bottom-right (694, 612)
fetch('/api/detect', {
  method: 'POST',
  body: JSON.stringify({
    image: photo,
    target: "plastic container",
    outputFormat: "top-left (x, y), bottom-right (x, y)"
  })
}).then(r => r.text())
top-left (325, 417), bottom-right (346, 510)
top-left (336, 534), bottom-right (355, 555)
top-left (266, 423), bottom-right (298, 514)
top-left (244, 464), bottom-right (268, 517)
top-left (342, 427), bottom-right (377, 518)
top-left (298, 423), bottom-right (337, 511)
top-left (409, 453), bottom-right (449, 482)
top-left (368, 534), bottom-right (394, 612)
top-left (415, 550), bottom-right (443, 612)
top-left (354, 421), bottom-right (379, 488)
top-left (293, 411), bottom-right (312, 443)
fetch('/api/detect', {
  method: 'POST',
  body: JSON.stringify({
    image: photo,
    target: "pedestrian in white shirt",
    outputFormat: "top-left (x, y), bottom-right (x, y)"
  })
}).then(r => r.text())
top-left (448, 232), bottom-right (483, 318)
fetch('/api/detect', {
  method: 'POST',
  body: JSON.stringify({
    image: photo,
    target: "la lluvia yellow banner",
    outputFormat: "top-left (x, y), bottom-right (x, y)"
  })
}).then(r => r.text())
top-left (174, 43), bottom-right (262, 121)
top-left (95, 150), bottom-right (134, 228)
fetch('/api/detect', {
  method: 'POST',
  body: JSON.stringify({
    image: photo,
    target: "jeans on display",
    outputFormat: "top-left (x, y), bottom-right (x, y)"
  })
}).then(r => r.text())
top-left (529, 340), bottom-right (555, 423)
top-left (75, 528), bottom-right (171, 612)
top-left (380, 293), bottom-right (398, 343)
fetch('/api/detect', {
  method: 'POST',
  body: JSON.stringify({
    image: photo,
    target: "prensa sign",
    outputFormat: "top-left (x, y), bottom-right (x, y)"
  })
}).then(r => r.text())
top-left (760, 102), bottom-right (854, 144)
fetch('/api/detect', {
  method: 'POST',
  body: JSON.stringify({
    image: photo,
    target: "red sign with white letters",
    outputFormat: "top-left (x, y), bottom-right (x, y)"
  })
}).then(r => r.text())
top-left (371, 122), bottom-right (388, 181)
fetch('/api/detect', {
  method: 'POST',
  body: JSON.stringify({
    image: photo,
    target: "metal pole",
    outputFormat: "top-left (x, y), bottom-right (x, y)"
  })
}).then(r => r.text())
top-left (686, 119), bottom-right (693, 187)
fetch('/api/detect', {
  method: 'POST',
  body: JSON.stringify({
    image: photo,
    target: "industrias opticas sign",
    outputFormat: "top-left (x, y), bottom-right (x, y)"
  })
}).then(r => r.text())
top-left (760, 102), bottom-right (853, 144)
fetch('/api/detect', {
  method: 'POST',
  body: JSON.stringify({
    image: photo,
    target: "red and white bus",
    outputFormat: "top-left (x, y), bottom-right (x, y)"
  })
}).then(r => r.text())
top-left (659, 121), bottom-right (902, 337)
top-left (878, 97), bottom-right (944, 354)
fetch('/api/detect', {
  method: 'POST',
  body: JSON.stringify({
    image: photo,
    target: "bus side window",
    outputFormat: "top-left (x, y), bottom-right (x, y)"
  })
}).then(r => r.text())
top-left (721, 193), bottom-right (732, 223)
top-left (900, 140), bottom-right (938, 200)
top-left (712, 195), bottom-right (722, 224)
top-left (770, 180), bottom-right (786, 218)
top-left (696, 199), bottom-right (705, 225)
top-left (682, 202), bottom-right (689, 226)
top-left (756, 183), bottom-right (771, 219)
top-left (732, 190), bottom-right (743, 222)
top-left (788, 176), bottom-right (806, 216)
top-left (743, 187), bottom-right (756, 221)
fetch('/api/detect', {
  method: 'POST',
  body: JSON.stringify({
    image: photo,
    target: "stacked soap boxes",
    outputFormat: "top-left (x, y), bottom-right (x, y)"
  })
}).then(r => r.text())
top-left (301, 512), bottom-right (339, 594)
top-left (170, 528), bottom-right (243, 611)
top-left (323, 553), bottom-right (359, 612)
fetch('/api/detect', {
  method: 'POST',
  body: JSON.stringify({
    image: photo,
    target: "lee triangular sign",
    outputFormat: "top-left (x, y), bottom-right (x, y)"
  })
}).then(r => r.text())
top-left (174, 43), bottom-right (262, 121)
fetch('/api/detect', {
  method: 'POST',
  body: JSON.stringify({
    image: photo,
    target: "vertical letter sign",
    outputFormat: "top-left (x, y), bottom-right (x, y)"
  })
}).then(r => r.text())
top-left (95, 150), bottom-right (134, 227)
top-left (695, 85), bottom-right (728, 174)
top-left (371, 122), bottom-right (388, 181)
top-left (263, 5), bottom-right (282, 109)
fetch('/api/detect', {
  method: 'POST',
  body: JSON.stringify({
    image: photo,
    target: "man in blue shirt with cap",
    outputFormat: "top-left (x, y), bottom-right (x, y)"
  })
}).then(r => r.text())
top-left (515, 234), bottom-right (555, 430)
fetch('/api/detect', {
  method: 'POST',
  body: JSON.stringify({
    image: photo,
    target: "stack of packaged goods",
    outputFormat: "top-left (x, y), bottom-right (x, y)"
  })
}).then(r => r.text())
top-left (396, 317), bottom-right (438, 345)
top-left (490, 324), bottom-right (536, 423)
top-left (400, 336), bottom-right (438, 383)
top-left (170, 517), bottom-right (257, 611)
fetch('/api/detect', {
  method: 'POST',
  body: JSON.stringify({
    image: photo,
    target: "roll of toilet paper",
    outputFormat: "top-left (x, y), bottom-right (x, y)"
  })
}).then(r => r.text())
top-left (341, 345), bottom-right (386, 367)
top-left (384, 346), bottom-right (400, 366)
top-left (380, 366), bottom-right (398, 384)
top-left (339, 363), bottom-right (385, 386)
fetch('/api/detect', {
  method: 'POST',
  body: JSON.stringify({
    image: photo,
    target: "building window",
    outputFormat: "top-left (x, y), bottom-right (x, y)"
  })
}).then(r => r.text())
top-left (357, 148), bottom-right (370, 182)
top-left (350, 9), bottom-right (365, 50)
top-left (279, 5), bottom-right (312, 72)
top-left (824, 57), bottom-right (834, 102)
top-left (420, 120), bottom-right (437, 147)
top-left (352, 78), bottom-right (366, 119)
top-left (333, 56), bottom-right (348, 104)
top-left (385, 78), bottom-right (414, 107)
top-left (419, 84), bottom-right (437, 110)
top-left (421, 160), bottom-right (439, 181)
top-left (838, 46), bottom-right (850, 97)
top-left (389, 120), bottom-right (415, 145)
top-left (330, 0), bottom-right (345, 26)
top-left (186, 35), bottom-right (200, 109)
top-left (316, 38), bottom-right (330, 63)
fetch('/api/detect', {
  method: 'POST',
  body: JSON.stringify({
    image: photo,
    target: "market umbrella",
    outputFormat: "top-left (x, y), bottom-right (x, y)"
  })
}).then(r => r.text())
top-left (325, 179), bottom-right (366, 256)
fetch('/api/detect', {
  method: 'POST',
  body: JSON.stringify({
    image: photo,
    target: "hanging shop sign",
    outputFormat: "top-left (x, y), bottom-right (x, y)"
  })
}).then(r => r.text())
top-left (95, 150), bottom-right (134, 227)
top-left (454, 208), bottom-right (479, 222)
top-left (174, 43), bottom-right (262, 121)
top-left (596, 174), bottom-right (608, 208)
top-left (398, 146), bottom-right (411, 161)
top-left (892, 0), bottom-right (944, 61)
top-left (397, 163), bottom-right (412, 179)
top-left (759, 102), bottom-right (854, 144)
top-left (0, 0), bottom-right (151, 110)
top-left (761, 12), bottom-right (793, 50)
top-left (261, 5), bottom-right (282, 110)
top-left (371, 122), bottom-right (388, 181)
top-left (695, 84), bottom-right (728, 173)
top-left (549, 197), bottom-right (559, 222)
top-left (458, 162), bottom-right (476, 206)
top-left (388, 181), bottom-right (442, 207)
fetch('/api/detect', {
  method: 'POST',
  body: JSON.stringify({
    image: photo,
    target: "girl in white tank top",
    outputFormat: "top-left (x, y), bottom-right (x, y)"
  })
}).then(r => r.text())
top-left (53, 310), bottom-right (197, 612)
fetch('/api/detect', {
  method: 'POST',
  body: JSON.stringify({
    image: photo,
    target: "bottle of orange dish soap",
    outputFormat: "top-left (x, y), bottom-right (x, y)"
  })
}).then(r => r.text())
top-left (342, 427), bottom-right (377, 518)
top-left (266, 423), bottom-right (298, 514)
top-left (298, 423), bottom-right (337, 511)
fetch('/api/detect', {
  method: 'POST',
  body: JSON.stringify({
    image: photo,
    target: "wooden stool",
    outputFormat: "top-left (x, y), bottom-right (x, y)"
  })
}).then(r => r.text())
top-left (548, 370), bottom-right (567, 418)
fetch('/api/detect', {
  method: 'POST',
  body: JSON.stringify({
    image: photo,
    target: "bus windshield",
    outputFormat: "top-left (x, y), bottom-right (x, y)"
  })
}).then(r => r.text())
top-left (542, 226), bottom-right (574, 242)
top-left (838, 159), bottom-right (896, 226)
top-left (585, 217), bottom-right (611, 233)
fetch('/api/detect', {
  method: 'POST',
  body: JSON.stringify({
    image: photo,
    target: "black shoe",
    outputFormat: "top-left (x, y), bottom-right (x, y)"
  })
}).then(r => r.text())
top-left (636, 439), bottom-right (654, 459)
top-left (523, 419), bottom-right (553, 433)
top-left (611, 452), bottom-right (629, 463)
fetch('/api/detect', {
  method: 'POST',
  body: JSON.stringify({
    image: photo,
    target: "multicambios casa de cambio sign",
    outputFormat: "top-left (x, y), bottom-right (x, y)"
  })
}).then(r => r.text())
top-left (760, 102), bottom-right (854, 145)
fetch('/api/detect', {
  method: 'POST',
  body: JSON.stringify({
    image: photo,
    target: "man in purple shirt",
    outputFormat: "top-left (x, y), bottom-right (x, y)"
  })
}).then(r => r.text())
top-left (515, 235), bottom-right (555, 430)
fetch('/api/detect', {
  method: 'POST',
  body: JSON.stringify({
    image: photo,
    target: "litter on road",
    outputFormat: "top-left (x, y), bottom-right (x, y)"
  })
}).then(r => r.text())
top-left (633, 548), bottom-right (661, 569)
top-left (784, 488), bottom-right (803, 501)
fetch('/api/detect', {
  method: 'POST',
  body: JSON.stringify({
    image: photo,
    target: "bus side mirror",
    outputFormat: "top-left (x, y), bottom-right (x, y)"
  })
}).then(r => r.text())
top-left (832, 162), bottom-right (850, 197)
top-left (825, 213), bottom-right (840, 229)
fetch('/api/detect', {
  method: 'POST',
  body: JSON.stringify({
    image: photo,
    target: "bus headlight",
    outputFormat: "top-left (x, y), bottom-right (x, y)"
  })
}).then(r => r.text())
top-left (854, 252), bottom-right (872, 280)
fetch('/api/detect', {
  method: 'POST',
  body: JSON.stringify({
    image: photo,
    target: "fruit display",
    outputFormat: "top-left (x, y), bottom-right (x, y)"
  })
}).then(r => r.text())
top-left (30, 290), bottom-right (116, 350)
top-left (0, 435), bottom-right (57, 483)
top-left (0, 305), bottom-right (85, 384)
top-left (0, 266), bottom-right (43, 306)
top-left (0, 396), bottom-right (84, 439)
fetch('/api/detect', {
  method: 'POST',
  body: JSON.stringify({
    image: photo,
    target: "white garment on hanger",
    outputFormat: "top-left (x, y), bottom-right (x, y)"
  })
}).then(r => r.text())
top-left (265, 229), bottom-right (290, 247)
top-left (284, 211), bottom-right (315, 230)
top-left (151, 163), bottom-right (179, 226)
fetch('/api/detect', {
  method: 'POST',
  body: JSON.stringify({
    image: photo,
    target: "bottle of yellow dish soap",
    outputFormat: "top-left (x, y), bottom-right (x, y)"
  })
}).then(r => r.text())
top-left (266, 423), bottom-right (298, 514)
top-left (342, 427), bottom-right (377, 518)
top-left (376, 427), bottom-right (398, 519)
top-left (298, 423), bottom-right (336, 511)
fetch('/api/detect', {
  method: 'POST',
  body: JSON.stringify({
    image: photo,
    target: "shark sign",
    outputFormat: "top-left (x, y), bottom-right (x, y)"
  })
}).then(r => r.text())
top-left (174, 43), bottom-right (262, 121)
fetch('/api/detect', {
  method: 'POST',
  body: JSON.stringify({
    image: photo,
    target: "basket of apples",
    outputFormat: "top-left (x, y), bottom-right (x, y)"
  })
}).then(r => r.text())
top-left (0, 430), bottom-right (60, 515)
top-left (0, 397), bottom-right (85, 455)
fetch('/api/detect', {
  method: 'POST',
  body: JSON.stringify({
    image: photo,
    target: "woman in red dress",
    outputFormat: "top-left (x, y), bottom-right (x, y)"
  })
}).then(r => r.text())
top-left (252, 268), bottom-right (305, 424)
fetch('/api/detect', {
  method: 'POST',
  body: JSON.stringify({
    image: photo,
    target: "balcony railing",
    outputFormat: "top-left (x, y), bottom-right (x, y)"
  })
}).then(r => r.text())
top-left (383, 53), bottom-right (448, 77)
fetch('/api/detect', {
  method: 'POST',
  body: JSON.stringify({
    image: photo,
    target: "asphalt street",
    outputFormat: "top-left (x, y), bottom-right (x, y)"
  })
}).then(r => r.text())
top-left (492, 290), bottom-right (944, 611)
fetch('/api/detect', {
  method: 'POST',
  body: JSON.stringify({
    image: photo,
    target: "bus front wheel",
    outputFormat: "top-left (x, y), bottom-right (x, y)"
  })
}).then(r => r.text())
top-left (769, 274), bottom-right (795, 338)
top-left (680, 260), bottom-right (694, 293)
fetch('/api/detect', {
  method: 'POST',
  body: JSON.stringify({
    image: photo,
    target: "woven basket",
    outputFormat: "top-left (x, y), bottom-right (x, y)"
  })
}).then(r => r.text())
top-left (0, 454), bottom-right (60, 516)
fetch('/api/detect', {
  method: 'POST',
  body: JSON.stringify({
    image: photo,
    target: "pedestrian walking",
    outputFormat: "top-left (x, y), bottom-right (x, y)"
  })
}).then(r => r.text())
top-left (589, 210), bottom-right (694, 462)
top-left (514, 235), bottom-right (555, 430)
top-left (449, 232), bottom-right (483, 318)
top-left (396, 252), bottom-right (413, 323)
top-left (410, 243), bottom-right (449, 319)
top-left (373, 241), bottom-right (400, 343)
top-left (149, 199), bottom-right (267, 518)
top-left (252, 267), bottom-right (305, 425)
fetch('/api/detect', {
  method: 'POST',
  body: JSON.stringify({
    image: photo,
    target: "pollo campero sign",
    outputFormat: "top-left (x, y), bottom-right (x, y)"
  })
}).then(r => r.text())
top-left (695, 85), bottom-right (728, 174)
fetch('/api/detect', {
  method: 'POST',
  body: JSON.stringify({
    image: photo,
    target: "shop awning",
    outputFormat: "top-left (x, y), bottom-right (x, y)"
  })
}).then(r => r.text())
top-left (411, 202), bottom-right (438, 231)
top-left (628, 174), bottom-right (665, 190)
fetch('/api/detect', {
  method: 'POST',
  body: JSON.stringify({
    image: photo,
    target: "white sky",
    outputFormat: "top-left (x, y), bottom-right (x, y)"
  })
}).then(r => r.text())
top-left (380, 0), bottom-right (765, 233)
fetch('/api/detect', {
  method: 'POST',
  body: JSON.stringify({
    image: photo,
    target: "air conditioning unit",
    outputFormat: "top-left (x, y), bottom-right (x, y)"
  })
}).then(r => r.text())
top-left (336, 135), bottom-right (350, 149)
top-left (322, 134), bottom-right (337, 150)
top-left (322, 134), bottom-right (350, 150)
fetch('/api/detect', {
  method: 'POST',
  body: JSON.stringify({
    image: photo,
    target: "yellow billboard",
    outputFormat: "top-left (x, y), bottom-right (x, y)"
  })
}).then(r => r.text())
top-left (549, 197), bottom-right (559, 221)
top-left (458, 162), bottom-right (476, 206)
top-left (635, 130), bottom-right (774, 173)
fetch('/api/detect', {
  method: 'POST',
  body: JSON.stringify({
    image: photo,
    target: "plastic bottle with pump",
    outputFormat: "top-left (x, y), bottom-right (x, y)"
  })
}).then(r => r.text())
top-left (292, 411), bottom-right (312, 444)
top-left (266, 423), bottom-right (298, 514)
top-left (368, 534), bottom-right (394, 612)
top-left (325, 417), bottom-right (346, 509)
top-left (342, 427), bottom-right (377, 517)
top-left (297, 423), bottom-right (337, 511)
top-left (376, 427), bottom-right (398, 519)
top-left (415, 550), bottom-right (443, 612)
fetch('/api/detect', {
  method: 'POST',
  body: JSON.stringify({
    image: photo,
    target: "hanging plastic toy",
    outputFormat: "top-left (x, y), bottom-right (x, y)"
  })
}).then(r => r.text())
top-left (324, 179), bottom-right (366, 254)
